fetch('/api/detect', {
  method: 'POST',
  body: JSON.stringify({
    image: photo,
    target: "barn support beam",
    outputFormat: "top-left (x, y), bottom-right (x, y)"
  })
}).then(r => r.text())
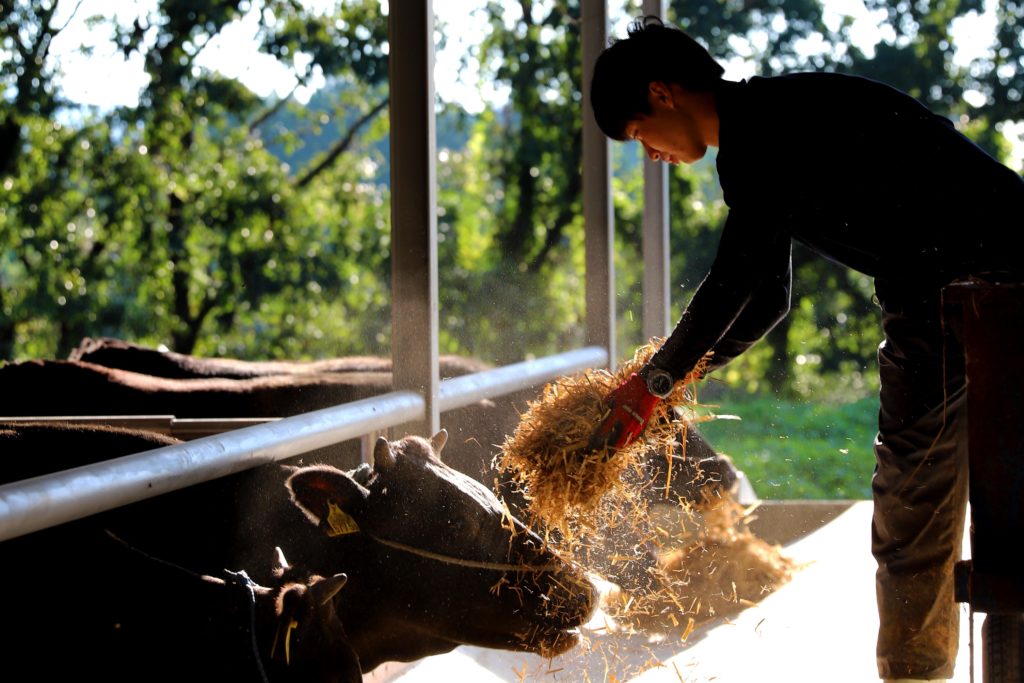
top-left (641, 0), bottom-right (672, 342)
top-left (389, 0), bottom-right (440, 439)
top-left (582, 0), bottom-right (616, 366)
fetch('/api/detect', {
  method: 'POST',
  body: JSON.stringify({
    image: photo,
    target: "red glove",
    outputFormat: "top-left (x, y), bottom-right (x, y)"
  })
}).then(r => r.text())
top-left (587, 372), bottom-right (663, 454)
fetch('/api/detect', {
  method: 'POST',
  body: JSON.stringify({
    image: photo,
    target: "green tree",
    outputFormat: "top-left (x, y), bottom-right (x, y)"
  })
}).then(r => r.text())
top-left (116, 0), bottom-right (391, 354)
top-left (0, 115), bottom-right (153, 359)
top-left (0, 0), bottom-right (65, 176)
top-left (1, 0), bottom-right (394, 360)
top-left (4, 0), bottom-right (1020, 385)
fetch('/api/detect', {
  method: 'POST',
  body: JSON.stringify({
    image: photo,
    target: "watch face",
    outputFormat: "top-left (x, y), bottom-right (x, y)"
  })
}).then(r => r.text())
top-left (648, 371), bottom-right (673, 398)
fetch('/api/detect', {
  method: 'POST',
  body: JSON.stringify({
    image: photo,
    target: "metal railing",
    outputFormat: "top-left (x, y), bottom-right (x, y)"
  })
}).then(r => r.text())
top-left (0, 347), bottom-right (607, 543)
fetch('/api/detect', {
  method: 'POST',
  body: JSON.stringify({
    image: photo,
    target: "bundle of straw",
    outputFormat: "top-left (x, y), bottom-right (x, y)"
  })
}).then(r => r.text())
top-left (495, 339), bottom-right (708, 532)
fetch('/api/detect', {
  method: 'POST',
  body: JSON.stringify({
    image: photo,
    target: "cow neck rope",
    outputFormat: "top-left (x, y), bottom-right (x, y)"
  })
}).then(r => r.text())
top-left (104, 529), bottom-right (272, 683)
top-left (345, 465), bottom-right (565, 573)
top-left (362, 531), bottom-right (564, 573)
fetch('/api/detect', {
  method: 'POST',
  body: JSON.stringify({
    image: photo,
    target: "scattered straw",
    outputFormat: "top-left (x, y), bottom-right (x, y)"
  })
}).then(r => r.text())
top-left (605, 496), bottom-right (798, 633)
top-left (492, 339), bottom-right (797, 680)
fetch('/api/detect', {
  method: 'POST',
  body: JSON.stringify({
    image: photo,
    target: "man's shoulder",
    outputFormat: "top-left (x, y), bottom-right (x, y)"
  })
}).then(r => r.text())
top-left (732, 71), bottom-right (930, 122)
top-left (747, 71), bottom-right (909, 98)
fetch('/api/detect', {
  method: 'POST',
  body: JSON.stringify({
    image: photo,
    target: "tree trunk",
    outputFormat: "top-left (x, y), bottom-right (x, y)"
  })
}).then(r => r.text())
top-left (0, 295), bottom-right (15, 360)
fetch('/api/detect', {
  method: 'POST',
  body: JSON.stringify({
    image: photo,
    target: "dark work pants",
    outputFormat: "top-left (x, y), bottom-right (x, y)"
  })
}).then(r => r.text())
top-left (871, 286), bottom-right (968, 680)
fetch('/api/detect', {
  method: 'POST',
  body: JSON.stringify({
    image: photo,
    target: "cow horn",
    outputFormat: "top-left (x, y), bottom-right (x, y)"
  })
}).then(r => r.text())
top-left (430, 429), bottom-right (448, 455)
top-left (373, 436), bottom-right (396, 469)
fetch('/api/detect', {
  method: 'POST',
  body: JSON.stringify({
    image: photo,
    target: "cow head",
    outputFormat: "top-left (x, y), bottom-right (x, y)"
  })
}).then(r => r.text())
top-left (186, 563), bottom-right (360, 683)
top-left (259, 570), bottom-right (362, 683)
top-left (286, 430), bottom-right (597, 670)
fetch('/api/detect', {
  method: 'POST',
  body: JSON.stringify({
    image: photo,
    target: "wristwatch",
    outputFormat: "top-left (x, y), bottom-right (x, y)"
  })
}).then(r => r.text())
top-left (641, 367), bottom-right (675, 399)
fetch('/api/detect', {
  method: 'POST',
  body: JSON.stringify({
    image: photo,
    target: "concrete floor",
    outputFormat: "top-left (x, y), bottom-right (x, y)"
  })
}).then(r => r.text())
top-left (365, 501), bottom-right (985, 683)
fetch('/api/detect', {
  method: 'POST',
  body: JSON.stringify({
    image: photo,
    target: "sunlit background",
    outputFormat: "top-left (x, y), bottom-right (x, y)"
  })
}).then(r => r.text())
top-left (4, 0), bottom-right (1023, 498)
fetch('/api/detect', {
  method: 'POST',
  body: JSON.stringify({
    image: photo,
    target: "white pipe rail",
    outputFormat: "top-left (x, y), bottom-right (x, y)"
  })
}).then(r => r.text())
top-left (0, 391), bottom-right (423, 543)
top-left (438, 346), bottom-right (607, 411)
top-left (0, 347), bottom-right (608, 543)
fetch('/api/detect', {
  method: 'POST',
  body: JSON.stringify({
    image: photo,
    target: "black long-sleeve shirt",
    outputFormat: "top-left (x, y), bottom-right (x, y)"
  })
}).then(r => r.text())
top-left (650, 72), bottom-right (1024, 380)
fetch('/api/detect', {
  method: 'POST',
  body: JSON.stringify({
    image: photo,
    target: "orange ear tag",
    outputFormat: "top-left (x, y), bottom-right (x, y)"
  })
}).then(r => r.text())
top-left (326, 500), bottom-right (360, 537)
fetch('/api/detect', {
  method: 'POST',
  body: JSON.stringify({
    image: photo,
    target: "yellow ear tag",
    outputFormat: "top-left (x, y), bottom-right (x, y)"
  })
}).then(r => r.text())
top-left (326, 500), bottom-right (360, 537)
top-left (284, 619), bottom-right (297, 665)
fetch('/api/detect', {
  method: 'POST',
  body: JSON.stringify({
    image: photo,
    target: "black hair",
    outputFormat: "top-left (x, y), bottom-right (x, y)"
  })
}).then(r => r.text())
top-left (590, 16), bottom-right (725, 141)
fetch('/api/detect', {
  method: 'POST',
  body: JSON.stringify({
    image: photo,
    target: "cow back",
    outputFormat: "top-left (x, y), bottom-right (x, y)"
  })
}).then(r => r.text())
top-left (0, 357), bottom-right (530, 487)
top-left (68, 336), bottom-right (491, 380)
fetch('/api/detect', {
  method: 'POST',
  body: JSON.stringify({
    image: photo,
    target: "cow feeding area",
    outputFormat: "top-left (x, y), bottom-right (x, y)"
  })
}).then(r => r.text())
top-left (494, 340), bottom-right (798, 678)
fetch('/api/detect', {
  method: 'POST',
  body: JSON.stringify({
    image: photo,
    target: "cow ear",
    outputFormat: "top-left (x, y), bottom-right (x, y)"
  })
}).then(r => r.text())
top-left (372, 436), bottom-right (396, 471)
top-left (430, 429), bottom-right (448, 456)
top-left (312, 572), bottom-right (349, 607)
top-left (287, 466), bottom-right (369, 536)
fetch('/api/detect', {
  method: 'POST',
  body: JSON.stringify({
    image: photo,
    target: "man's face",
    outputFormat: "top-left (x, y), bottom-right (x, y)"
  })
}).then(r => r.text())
top-left (624, 81), bottom-right (710, 165)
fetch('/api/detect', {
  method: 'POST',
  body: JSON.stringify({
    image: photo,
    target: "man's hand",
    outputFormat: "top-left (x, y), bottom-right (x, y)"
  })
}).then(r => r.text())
top-left (588, 369), bottom-right (672, 454)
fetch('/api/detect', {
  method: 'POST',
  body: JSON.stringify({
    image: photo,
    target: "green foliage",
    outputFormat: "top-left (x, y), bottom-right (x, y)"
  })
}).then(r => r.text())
top-left (1, 0), bottom-right (394, 360)
top-left (196, 156), bottom-right (393, 359)
top-left (694, 392), bottom-right (878, 499)
top-left (667, 0), bottom-right (831, 75)
top-left (0, 114), bottom-right (154, 358)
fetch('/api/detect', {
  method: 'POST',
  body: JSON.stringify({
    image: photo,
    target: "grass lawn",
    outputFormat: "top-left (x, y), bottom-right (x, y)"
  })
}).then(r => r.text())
top-left (691, 392), bottom-right (879, 500)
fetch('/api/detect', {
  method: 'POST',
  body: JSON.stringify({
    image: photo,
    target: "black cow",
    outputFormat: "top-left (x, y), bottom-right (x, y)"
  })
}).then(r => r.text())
top-left (68, 335), bottom-right (490, 381)
top-left (0, 423), bottom-right (596, 680)
top-left (0, 358), bottom-right (480, 419)
top-left (0, 347), bottom-right (738, 499)
top-left (61, 342), bottom-right (737, 501)
top-left (0, 357), bottom-right (525, 477)
top-left (64, 337), bottom-right (540, 485)
top-left (95, 543), bottom-right (361, 683)
top-left (62, 338), bottom-right (738, 500)
top-left (0, 349), bottom-right (739, 603)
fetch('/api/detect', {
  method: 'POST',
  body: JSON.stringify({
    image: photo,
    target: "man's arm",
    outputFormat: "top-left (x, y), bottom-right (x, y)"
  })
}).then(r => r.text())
top-left (649, 207), bottom-right (792, 381)
top-left (588, 208), bottom-right (790, 452)
top-left (703, 241), bottom-right (792, 373)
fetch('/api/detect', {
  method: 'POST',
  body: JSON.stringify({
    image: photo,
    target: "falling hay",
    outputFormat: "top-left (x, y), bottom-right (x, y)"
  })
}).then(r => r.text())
top-left (494, 339), bottom-right (798, 680)
top-left (495, 338), bottom-right (708, 533)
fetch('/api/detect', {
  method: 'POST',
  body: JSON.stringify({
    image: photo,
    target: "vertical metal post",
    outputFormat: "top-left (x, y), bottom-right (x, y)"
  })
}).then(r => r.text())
top-left (582, 0), bottom-right (616, 366)
top-left (641, 0), bottom-right (671, 342)
top-left (945, 281), bottom-right (1024, 613)
top-left (388, 0), bottom-right (440, 437)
